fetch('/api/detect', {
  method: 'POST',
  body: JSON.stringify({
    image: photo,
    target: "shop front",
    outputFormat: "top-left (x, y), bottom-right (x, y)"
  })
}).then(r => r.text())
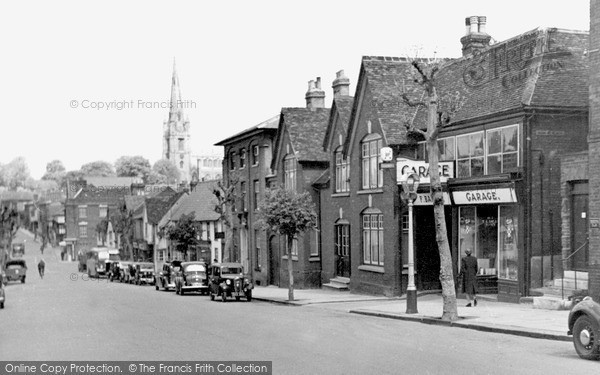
top-left (451, 184), bottom-right (521, 302)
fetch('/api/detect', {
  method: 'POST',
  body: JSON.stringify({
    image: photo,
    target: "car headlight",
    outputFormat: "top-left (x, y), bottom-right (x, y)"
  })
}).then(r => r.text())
top-left (226, 279), bottom-right (231, 285)
top-left (245, 278), bottom-right (250, 284)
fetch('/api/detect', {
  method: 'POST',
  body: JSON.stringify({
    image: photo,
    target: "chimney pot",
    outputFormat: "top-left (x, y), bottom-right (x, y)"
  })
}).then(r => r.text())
top-left (305, 76), bottom-right (325, 109)
top-left (469, 16), bottom-right (479, 34)
top-left (316, 77), bottom-right (322, 89)
top-left (332, 69), bottom-right (351, 99)
top-left (478, 16), bottom-right (487, 34)
top-left (465, 17), bottom-right (471, 36)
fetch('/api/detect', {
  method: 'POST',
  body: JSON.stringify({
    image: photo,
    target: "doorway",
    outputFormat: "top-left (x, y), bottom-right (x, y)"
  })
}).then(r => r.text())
top-left (268, 235), bottom-right (280, 286)
top-left (571, 183), bottom-right (589, 270)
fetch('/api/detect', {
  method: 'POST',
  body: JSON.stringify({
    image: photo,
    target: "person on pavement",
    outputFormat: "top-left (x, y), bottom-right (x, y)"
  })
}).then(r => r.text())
top-left (460, 249), bottom-right (478, 307)
top-left (38, 258), bottom-right (46, 278)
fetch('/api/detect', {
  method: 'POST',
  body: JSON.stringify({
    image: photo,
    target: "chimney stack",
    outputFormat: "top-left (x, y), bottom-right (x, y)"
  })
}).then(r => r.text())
top-left (305, 77), bottom-right (326, 109)
top-left (460, 15), bottom-right (492, 56)
top-left (332, 70), bottom-right (351, 99)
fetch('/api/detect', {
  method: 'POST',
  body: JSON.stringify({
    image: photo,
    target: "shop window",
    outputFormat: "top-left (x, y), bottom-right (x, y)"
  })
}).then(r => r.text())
top-left (417, 137), bottom-right (455, 162)
top-left (486, 125), bottom-right (519, 174)
top-left (335, 147), bottom-right (350, 193)
top-left (362, 208), bottom-right (384, 266)
top-left (457, 132), bottom-right (484, 178)
top-left (498, 205), bottom-right (518, 280)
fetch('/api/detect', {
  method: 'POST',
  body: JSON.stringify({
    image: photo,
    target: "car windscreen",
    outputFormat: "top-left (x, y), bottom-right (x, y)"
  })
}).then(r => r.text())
top-left (221, 267), bottom-right (242, 275)
top-left (98, 252), bottom-right (109, 260)
top-left (184, 264), bottom-right (206, 272)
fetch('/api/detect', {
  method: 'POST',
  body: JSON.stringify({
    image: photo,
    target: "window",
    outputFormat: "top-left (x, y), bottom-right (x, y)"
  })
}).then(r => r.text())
top-left (253, 180), bottom-right (259, 210)
top-left (335, 147), bottom-right (349, 193)
top-left (229, 151), bottom-right (236, 170)
top-left (457, 132), bottom-right (484, 178)
top-left (335, 223), bottom-right (350, 258)
top-left (79, 223), bottom-right (88, 238)
top-left (99, 205), bottom-right (107, 218)
top-left (498, 205), bottom-right (518, 280)
top-left (179, 161), bottom-right (184, 169)
top-left (252, 145), bottom-right (259, 166)
top-left (311, 218), bottom-right (320, 257)
top-left (178, 138), bottom-right (184, 151)
top-left (361, 135), bottom-right (383, 189)
top-left (240, 181), bottom-right (247, 212)
top-left (254, 229), bottom-right (261, 270)
top-left (362, 209), bottom-right (384, 266)
top-left (78, 205), bottom-right (87, 219)
top-left (417, 137), bottom-right (456, 162)
top-left (486, 125), bottom-right (519, 174)
top-left (240, 149), bottom-right (246, 169)
top-left (284, 236), bottom-right (298, 256)
top-left (284, 155), bottom-right (296, 191)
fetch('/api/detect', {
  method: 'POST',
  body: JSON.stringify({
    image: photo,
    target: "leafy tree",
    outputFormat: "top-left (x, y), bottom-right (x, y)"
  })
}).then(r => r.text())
top-left (166, 212), bottom-right (199, 261)
top-left (42, 160), bottom-right (66, 185)
top-left (213, 173), bottom-right (238, 262)
top-left (256, 187), bottom-right (317, 301)
top-left (80, 161), bottom-right (115, 177)
top-left (115, 156), bottom-right (151, 181)
top-left (96, 217), bottom-right (109, 247)
top-left (2, 157), bottom-right (32, 190)
top-left (0, 206), bottom-right (19, 269)
top-left (151, 159), bottom-right (180, 184)
top-left (110, 202), bottom-right (134, 260)
top-left (402, 59), bottom-right (465, 322)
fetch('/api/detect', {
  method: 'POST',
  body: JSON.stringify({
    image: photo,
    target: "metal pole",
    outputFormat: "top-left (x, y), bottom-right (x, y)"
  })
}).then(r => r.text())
top-left (406, 197), bottom-right (418, 314)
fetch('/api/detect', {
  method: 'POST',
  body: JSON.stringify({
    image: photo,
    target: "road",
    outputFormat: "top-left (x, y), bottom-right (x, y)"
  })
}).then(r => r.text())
top-left (1, 230), bottom-right (598, 374)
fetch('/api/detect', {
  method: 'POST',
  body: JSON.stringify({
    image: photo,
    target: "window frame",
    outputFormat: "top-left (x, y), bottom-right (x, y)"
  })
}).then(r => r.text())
top-left (239, 148), bottom-right (246, 169)
top-left (362, 209), bottom-right (384, 266)
top-left (78, 205), bottom-right (87, 219)
top-left (361, 135), bottom-right (383, 190)
top-left (252, 145), bottom-right (260, 166)
top-left (335, 147), bottom-right (350, 193)
top-left (284, 154), bottom-right (297, 191)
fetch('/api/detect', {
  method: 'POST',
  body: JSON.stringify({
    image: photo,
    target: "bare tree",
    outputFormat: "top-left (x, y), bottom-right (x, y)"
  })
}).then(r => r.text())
top-left (213, 173), bottom-right (239, 262)
top-left (402, 58), bottom-right (465, 322)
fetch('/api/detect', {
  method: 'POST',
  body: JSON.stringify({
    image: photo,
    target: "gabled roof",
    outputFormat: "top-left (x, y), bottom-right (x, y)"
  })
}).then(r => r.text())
top-left (272, 107), bottom-right (330, 170)
top-left (146, 190), bottom-right (184, 224)
top-left (323, 96), bottom-right (354, 152)
top-left (345, 28), bottom-right (588, 156)
top-left (170, 181), bottom-right (220, 222)
top-left (214, 115), bottom-right (279, 146)
top-left (67, 187), bottom-right (126, 205)
top-left (311, 169), bottom-right (330, 187)
top-left (124, 195), bottom-right (145, 211)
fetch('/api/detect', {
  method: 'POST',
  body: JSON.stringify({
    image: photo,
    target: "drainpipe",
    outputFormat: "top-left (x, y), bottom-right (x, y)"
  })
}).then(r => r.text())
top-left (531, 149), bottom-right (545, 288)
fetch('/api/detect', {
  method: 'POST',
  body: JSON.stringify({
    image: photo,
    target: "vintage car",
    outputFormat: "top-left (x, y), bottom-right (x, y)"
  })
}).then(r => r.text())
top-left (175, 261), bottom-right (208, 295)
top-left (11, 242), bottom-right (25, 258)
top-left (4, 259), bottom-right (27, 284)
top-left (134, 262), bottom-right (155, 285)
top-left (568, 296), bottom-right (600, 360)
top-left (155, 260), bottom-right (182, 291)
top-left (208, 262), bottom-right (253, 302)
top-left (0, 283), bottom-right (4, 308)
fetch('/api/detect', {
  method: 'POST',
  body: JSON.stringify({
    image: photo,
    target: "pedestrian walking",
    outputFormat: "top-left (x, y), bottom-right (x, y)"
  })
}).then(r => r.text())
top-left (460, 249), bottom-right (478, 307)
top-left (38, 258), bottom-right (46, 279)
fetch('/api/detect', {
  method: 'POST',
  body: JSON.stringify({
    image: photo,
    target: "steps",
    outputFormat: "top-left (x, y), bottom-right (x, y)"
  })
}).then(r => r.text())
top-left (529, 271), bottom-right (589, 310)
top-left (323, 276), bottom-right (350, 291)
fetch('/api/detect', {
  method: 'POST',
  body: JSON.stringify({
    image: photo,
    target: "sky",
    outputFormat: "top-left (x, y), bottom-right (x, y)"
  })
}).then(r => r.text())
top-left (0, 0), bottom-right (591, 179)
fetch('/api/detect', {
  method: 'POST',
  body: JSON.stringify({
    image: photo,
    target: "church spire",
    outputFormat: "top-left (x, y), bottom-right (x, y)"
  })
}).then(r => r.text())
top-left (169, 58), bottom-right (183, 122)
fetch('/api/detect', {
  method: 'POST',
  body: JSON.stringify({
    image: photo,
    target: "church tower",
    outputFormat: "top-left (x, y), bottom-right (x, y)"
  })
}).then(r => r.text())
top-left (163, 60), bottom-right (192, 183)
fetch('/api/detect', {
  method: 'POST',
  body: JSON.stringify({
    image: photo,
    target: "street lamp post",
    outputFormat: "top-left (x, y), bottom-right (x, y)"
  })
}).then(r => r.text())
top-left (401, 172), bottom-right (420, 314)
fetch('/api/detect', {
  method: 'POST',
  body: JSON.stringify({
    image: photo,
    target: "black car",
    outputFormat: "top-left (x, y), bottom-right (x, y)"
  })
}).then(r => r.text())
top-left (208, 262), bottom-right (253, 302)
top-left (568, 296), bottom-right (600, 360)
top-left (175, 261), bottom-right (208, 295)
top-left (155, 260), bottom-right (182, 291)
top-left (134, 262), bottom-right (155, 285)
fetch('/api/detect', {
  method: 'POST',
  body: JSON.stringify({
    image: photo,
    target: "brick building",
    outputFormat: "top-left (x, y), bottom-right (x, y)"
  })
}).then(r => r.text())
top-left (214, 115), bottom-right (279, 286)
top-left (318, 18), bottom-right (589, 301)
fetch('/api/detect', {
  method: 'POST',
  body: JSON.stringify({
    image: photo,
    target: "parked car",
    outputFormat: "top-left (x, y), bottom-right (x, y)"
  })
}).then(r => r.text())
top-left (4, 259), bottom-right (27, 284)
top-left (11, 242), bottom-right (25, 258)
top-left (155, 260), bottom-right (181, 291)
top-left (208, 262), bottom-right (253, 302)
top-left (127, 263), bottom-right (138, 284)
top-left (0, 283), bottom-right (4, 308)
top-left (175, 261), bottom-right (208, 295)
top-left (134, 262), bottom-right (155, 285)
top-left (568, 296), bottom-right (600, 360)
top-left (117, 261), bottom-right (132, 283)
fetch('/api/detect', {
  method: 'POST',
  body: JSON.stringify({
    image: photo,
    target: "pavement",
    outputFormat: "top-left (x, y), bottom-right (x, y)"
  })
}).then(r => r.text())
top-left (252, 285), bottom-right (573, 342)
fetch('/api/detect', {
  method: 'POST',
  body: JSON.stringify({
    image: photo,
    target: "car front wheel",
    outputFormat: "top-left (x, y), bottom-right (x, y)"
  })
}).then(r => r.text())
top-left (246, 290), bottom-right (252, 302)
top-left (221, 291), bottom-right (227, 302)
top-left (210, 291), bottom-right (215, 301)
top-left (573, 315), bottom-right (600, 360)
top-left (0, 302), bottom-right (4, 309)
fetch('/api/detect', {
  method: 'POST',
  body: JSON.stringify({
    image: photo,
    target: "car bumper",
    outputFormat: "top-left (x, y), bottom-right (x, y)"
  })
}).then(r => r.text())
top-left (182, 284), bottom-right (208, 292)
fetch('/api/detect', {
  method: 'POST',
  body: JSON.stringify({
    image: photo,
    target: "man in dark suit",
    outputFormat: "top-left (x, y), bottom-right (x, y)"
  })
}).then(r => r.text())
top-left (460, 249), bottom-right (478, 307)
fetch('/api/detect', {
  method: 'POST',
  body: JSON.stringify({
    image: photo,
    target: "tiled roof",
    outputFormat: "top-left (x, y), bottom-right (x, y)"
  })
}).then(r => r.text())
top-left (323, 97), bottom-right (354, 151)
top-left (147, 190), bottom-right (184, 224)
top-left (215, 115), bottom-right (279, 146)
top-left (0, 190), bottom-right (34, 201)
top-left (124, 195), bottom-right (145, 211)
top-left (312, 169), bottom-right (330, 186)
top-left (85, 176), bottom-right (139, 187)
top-left (347, 28), bottom-right (588, 149)
top-left (170, 181), bottom-right (220, 222)
top-left (279, 107), bottom-right (330, 162)
top-left (67, 187), bottom-right (125, 205)
top-left (47, 202), bottom-right (65, 217)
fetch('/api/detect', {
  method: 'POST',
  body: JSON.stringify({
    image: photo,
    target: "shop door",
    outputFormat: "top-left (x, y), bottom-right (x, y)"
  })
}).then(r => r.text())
top-left (415, 207), bottom-right (442, 290)
top-left (571, 188), bottom-right (588, 271)
top-left (268, 235), bottom-right (280, 286)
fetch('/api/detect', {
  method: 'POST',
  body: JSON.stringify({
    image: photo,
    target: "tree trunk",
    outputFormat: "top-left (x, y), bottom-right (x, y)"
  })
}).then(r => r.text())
top-left (287, 235), bottom-right (294, 301)
top-left (427, 88), bottom-right (458, 321)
